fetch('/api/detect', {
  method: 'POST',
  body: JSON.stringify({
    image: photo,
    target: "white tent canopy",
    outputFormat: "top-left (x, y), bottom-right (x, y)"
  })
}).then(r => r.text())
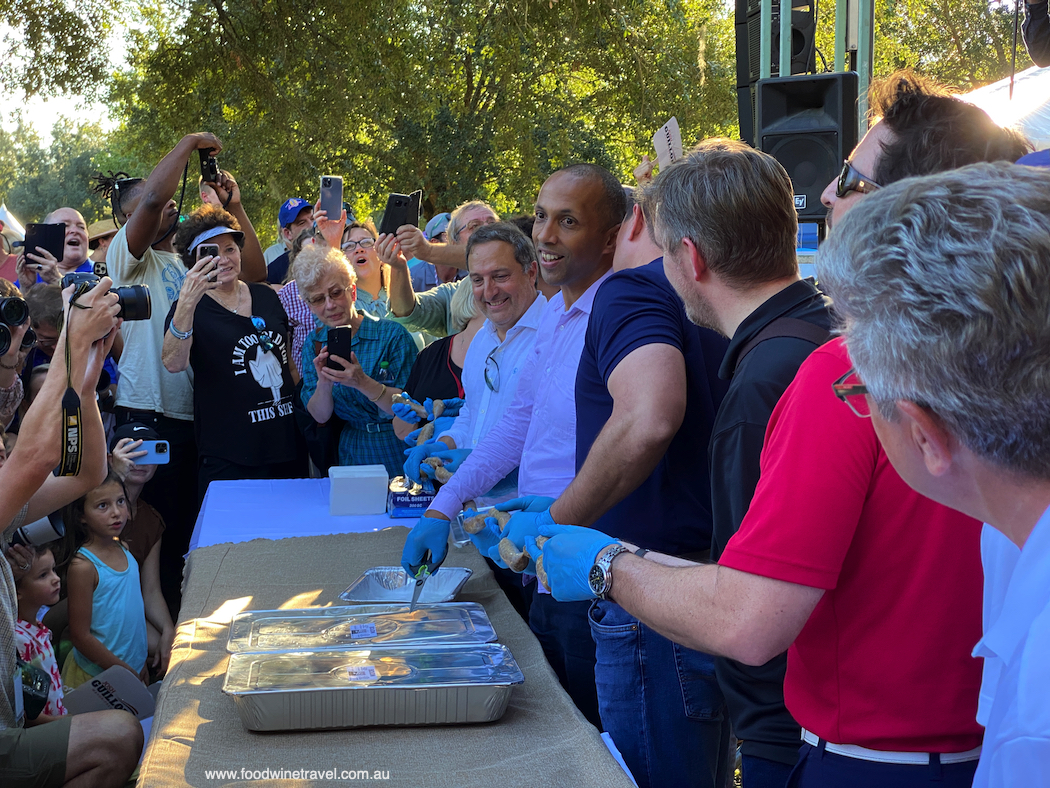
top-left (0, 204), bottom-right (24, 241)
top-left (962, 65), bottom-right (1050, 151)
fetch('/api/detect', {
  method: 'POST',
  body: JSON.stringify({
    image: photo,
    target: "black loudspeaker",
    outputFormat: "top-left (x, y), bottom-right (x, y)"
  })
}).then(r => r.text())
top-left (735, 0), bottom-right (816, 145)
top-left (756, 72), bottom-right (859, 221)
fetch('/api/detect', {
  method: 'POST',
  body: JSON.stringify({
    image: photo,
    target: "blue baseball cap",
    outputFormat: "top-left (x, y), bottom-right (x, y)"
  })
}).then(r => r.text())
top-left (425, 212), bottom-right (451, 240)
top-left (1017, 149), bottom-right (1050, 168)
top-left (278, 198), bottom-right (312, 228)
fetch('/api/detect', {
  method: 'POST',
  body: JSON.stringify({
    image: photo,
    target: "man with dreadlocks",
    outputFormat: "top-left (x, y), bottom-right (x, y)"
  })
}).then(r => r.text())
top-left (96, 133), bottom-right (268, 616)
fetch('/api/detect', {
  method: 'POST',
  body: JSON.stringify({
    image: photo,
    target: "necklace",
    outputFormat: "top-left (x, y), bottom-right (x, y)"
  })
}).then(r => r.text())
top-left (211, 283), bottom-right (243, 314)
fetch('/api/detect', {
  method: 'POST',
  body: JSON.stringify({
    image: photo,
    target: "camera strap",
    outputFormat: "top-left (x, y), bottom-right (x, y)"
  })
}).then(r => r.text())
top-left (58, 299), bottom-right (84, 477)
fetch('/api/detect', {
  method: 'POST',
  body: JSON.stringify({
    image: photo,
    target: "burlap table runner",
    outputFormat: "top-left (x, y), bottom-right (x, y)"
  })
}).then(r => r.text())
top-left (138, 527), bottom-right (635, 787)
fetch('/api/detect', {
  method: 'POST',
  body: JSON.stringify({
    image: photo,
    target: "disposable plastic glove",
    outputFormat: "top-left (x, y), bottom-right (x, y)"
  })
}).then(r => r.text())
top-left (488, 507), bottom-right (555, 572)
top-left (495, 496), bottom-right (557, 515)
top-left (419, 448), bottom-right (472, 482)
top-left (425, 397), bottom-right (465, 420)
top-left (402, 441), bottom-right (443, 486)
top-left (530, 525), bottom-right (619, 602)
top-left (392, 401), bottom-right (423, 424)
top-left (400, 515), bottom-right (451, 577)
top-left (463, 512), bottom-right (503, 559)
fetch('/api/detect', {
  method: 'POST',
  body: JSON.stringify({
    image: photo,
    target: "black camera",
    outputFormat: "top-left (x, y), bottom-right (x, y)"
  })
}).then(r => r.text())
top-left (10, 512), bottom-right (65, 547)
top-left (60, 272), bottom-right (152, 322)
top-left (0, 296), bottom-right (29, 356)
top-left (199, 149), bottom-right (219, 184)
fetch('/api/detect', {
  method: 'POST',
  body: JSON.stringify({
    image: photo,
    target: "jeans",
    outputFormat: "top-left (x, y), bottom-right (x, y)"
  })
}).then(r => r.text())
top-left (528, 592), bottom-right (601, 728)
top-left (589, 600), bottom-right (732, 788)
top-left (115, 408), bottom-right (197, 620)
top-left (787, 742), bottom-right (979, 788)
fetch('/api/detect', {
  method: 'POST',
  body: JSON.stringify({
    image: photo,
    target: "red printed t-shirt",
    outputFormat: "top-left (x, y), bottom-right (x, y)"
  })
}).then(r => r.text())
top-left (719, 338), bottom-right (984, 752)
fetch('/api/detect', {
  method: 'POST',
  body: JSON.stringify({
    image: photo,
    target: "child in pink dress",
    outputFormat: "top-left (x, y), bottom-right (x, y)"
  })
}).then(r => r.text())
top-left (14, 545), bottom-right (67, 723)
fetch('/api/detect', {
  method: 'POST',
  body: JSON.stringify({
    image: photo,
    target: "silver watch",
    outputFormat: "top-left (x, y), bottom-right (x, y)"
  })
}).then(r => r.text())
top-left (588, 545), bottom-right (630, 600)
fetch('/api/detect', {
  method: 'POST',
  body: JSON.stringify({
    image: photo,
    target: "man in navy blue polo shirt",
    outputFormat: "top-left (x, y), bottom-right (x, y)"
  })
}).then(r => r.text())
top-left (501, 191), bottom-right (731, 788)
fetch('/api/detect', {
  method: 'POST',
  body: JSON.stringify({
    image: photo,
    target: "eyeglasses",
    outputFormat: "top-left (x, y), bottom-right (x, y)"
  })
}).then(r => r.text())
top-left (836, 160), bottom-right (881, 199)
top-left (455, 217), bottom-right (496, 239)
top-left (832, 366), bottom-right (871, 418)
top-left (341, 238), bottom-right (375, 251)
top-left (302, 286), bottom-right (351, 307)
top-left (250, 315), bottom-right (276, 354)
top-left (484, 345), bottom-right (503, 392)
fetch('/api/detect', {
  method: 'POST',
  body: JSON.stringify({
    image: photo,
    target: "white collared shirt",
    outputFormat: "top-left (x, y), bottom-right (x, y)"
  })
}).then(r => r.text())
top-left (971, 505), bottom-right (1050, 788)
top-left (440, 293), bottom-right (547, 449)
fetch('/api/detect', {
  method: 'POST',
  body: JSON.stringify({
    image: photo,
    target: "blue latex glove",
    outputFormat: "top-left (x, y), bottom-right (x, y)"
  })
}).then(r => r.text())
top-left (392, 402), bottom-right (423, 424)
top-left (419, 448), bottom-right (472, 482)
top-left (488, 507), bottom-right (556, 572)
top-left (402, 441), bottom-right (442, 486)
top-left (464, 512), bottom-right (503, 559)
top-left (530, 525), bottom-right (619, 602)
top-left (431, 415), bottom-right (455, 436)
top-left (425, 397), bottom-right (465, 420)
top-left (400, 515), bottom-right (452, 577)
top-left (495, 496), bottom-right (557, 515)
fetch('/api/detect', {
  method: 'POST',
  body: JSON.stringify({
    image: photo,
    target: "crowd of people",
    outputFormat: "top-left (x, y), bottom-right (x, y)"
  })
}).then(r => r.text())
top-left (0, 67), bottom-right (1048, 788)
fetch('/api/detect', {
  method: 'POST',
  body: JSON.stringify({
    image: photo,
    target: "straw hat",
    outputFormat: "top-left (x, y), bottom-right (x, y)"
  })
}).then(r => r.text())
top-left (87, 218), bottom-right (120, 242)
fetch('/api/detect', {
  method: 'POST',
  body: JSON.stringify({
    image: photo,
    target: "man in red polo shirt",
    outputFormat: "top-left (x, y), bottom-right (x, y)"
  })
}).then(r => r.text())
top-left (527, 71), bottom-right (1029, 788)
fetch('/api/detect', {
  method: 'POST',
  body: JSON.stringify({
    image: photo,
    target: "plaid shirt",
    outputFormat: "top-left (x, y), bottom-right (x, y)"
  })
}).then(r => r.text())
top-left (301, 314), bottom-right (417, 476)
top-left (278, 280), bottom-right (317, 375)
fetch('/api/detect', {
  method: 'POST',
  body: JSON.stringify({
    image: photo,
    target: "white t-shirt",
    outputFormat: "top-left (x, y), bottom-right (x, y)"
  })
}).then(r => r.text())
top-left (107, 224), bottom-right (194, 419)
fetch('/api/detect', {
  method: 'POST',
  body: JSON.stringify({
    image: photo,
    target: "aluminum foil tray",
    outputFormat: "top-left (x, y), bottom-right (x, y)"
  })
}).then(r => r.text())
top-left (223, 643), bottom-right (524, 730)
top-left (338, 566), bottom-right (472, 604)
top-left (226, 603), bottom-right (496, 653)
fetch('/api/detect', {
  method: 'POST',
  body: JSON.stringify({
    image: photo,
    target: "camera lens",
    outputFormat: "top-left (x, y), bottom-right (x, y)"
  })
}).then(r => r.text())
top-left (112, 285), bottom-right (152, 321)
top-left (0, 297), bottom-right (28, 327)
top-left (20, 326), bottom-right (36, 351)
top-left (0, 325), bottom-right (10, 357)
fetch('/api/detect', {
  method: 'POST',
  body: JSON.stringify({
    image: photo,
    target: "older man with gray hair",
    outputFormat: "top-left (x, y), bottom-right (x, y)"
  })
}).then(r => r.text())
top-left (816, 161), bottom-right (1050, 788)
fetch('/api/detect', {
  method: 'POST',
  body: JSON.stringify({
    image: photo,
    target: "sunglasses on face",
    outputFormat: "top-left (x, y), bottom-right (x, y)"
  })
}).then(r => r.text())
top-left (835, 160), bottom-right (881, 199)
top-left (250, 315), bottom-right (276, 354)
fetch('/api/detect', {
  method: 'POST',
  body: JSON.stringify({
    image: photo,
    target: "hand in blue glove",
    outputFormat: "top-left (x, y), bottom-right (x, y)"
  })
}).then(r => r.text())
top-left (431, 415), bottom-right (455, 436)
top-left (464, 513), bottom-right (503, 560)
top-left (495, 496), bottom-right (557, 515)
top-left (424, 397), bottom-right (466, 420)
top-left (392, 401), bottom-right (423, 424)
top-left (488, 507), bottom-right (556, 572)
top-left (401, 514), bottom-right (452, 577)
top-left (402, 441), bottom-right (442, 486)
top-left (419, 448), bottom-right (472, 482)
top-left (529, 525), bottom-right (619, 602)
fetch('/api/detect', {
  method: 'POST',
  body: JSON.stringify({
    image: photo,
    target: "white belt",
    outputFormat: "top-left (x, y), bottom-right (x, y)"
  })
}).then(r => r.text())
top-left (801, 729), bottom-right (982, 765)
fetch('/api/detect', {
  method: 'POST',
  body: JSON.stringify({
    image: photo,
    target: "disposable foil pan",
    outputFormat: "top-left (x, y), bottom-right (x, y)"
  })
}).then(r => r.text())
top-left (338, 566), bottom-right (472, 604)
top-left (226, 603), bottom-right (496, 653)
top-left (223, 643), bottom-right (524, 730)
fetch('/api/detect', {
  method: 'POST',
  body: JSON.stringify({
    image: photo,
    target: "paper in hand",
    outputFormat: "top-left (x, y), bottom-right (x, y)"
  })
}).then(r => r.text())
top-left (652, 117), bottom-right (684, 170)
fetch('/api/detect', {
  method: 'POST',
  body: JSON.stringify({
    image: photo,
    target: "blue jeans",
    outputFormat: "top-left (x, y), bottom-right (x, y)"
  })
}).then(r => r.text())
top-left (787, 742), bottom-right (979, 788)
top-left (589, 600), bottom-right (732, 788)
top-left (528, 592), bottom-right (602, 728)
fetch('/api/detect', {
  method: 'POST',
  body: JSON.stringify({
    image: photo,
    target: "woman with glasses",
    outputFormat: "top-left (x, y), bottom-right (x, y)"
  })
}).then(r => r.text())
top-left (296, 243), bottom-right (417, 477)
top-left (340, 220), bottom-right (391, 319)
top-left (162, 205), bottom-right (302, 504)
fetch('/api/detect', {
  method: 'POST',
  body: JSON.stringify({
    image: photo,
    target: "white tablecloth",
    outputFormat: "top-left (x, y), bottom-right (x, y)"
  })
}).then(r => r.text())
top-left (188, 478), bottom-right (401, 551)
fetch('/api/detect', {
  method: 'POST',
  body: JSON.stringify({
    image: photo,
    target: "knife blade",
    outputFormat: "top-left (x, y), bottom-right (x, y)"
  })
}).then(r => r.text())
top-left (409, 550), bottom-right (432, 611)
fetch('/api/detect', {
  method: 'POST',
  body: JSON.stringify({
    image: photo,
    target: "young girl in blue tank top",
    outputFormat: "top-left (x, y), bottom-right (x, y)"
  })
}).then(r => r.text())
top-left (59, 470), bottom-right (148, 688)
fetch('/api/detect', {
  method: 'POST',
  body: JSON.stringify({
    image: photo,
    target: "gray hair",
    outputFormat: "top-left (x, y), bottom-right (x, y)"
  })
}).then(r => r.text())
top-left (465, 222), bottom-right (538, 274)
top-left (292, 243), bottom-right (357, 297)
top-left (816, 161), bottom-right (1050, 479)
top-left (449, 201), bottom-right (498, 243)
top-left (448, 277), bottom-right (477, 334)
top-left (644, 138), bottom-right (798, 288)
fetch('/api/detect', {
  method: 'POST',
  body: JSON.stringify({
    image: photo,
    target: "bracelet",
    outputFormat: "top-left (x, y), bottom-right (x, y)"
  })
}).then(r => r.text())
top-left (634, 548), bottom-right (650, 560)
top-left (168, 321), bottom-right (193, 340)
top-left (369, 383), bottom-right (386, 402)
top-left (0, 358), bottom-right (19, 370)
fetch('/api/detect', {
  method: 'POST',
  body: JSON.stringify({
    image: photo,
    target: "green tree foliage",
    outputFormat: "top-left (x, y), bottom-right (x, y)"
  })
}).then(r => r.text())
top-left (106, 0), bottom-right (738, 241)
top-left (0, 117), bottom-right (148, 224)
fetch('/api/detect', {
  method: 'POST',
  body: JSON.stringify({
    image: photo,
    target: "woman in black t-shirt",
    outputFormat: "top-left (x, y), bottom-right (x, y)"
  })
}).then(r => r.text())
top-left (162, 206), bottom-right (302, 504)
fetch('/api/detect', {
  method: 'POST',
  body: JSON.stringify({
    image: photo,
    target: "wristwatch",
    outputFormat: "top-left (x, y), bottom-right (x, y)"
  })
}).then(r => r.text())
top-left (588, 545), bottom-right (630, 600)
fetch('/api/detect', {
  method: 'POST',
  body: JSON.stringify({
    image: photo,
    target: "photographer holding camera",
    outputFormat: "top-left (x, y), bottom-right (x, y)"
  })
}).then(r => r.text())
top-left (1, 277), bottom-right (142, 788)
top-left (100, 133), bottom-right (268, 615)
